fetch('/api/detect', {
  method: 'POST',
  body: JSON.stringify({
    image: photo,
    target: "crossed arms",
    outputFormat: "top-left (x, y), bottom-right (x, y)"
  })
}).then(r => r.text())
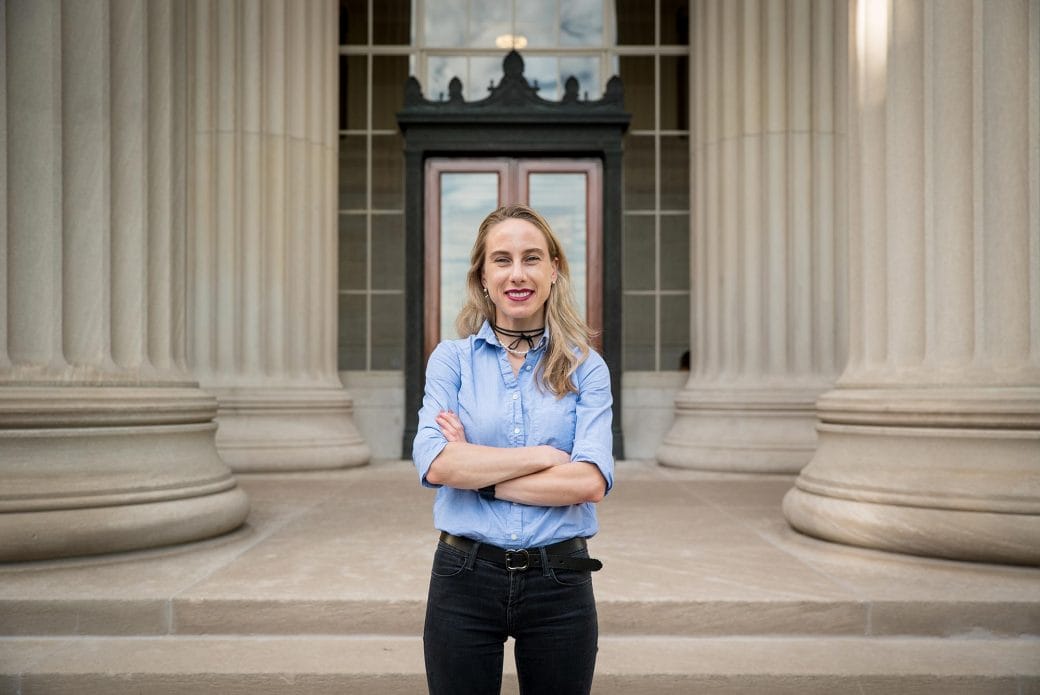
top-left (425, 410), bottom-right (606, 507)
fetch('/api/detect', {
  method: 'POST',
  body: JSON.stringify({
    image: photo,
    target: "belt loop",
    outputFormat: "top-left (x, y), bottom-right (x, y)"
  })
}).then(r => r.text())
top-left (538, 545), bottom-right (551, 577)
top-left (464, 540), bottom-right (481, 571)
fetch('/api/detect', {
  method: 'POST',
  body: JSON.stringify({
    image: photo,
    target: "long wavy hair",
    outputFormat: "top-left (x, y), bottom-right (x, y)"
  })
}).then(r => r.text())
top-left (456, 205), bottom-right (593, 397)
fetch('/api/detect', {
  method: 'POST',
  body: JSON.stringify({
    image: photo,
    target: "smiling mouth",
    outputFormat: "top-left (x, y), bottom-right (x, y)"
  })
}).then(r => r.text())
top-left (504, 289), bottom-right (534, 301)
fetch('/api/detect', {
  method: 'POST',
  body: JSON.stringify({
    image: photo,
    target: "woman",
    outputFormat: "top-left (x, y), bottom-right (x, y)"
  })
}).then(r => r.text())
top-left (412, 204), bottom-right (614, 695)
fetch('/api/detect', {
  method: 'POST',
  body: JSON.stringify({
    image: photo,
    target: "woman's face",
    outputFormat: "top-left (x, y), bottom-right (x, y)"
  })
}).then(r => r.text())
top-left (481, 218), bottom-right (558, 332)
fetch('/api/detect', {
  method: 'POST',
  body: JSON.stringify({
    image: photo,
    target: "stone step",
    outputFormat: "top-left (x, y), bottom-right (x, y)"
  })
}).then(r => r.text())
top-left (2, 635), bottom-right (1037, 694)
top-left (4, 595), bottom-right (1037, 639)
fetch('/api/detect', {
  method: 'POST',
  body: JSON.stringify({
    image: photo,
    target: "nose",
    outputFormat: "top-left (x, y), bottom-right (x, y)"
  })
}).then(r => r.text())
top-left (509, 260), bottom-right (527, 282)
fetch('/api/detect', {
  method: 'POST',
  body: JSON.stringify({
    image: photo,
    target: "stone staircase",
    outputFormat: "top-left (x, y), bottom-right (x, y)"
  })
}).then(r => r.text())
top-left (2, 461), bottom-right (1038, 694)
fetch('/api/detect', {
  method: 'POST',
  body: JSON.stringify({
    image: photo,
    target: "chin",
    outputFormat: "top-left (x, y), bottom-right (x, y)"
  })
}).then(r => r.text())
top-left (504, 306), bottom-right (541, 320)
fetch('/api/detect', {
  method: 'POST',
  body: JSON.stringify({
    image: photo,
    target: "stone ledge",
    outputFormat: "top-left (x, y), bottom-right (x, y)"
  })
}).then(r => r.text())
top-left (3, 596), bottom-right (1036, 639)
top-left (1, 635), bottom-right (1037, 695)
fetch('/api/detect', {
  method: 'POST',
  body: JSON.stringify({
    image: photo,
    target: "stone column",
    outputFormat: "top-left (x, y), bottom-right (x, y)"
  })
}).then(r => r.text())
top-left (0, 0), bottom-right (250, 561)
top-left (784, 0), bottom-right (1040, 565)
top-left (188, 0), bottom-right (369, 471)
top-left (657, 0), bottom-right (848, 473)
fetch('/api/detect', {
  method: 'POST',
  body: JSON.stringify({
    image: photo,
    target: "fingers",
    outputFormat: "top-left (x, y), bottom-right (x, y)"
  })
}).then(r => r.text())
top-left (436, 410), bottom-right (467, 443)
top-left (436, 410), bottom-right (462, 430)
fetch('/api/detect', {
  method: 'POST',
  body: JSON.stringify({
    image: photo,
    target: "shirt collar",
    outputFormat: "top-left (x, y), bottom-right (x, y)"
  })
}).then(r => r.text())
top-left (476, 320), bottom-right (550, 352)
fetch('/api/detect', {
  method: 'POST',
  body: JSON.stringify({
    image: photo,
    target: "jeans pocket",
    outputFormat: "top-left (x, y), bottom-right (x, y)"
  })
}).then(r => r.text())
top-left (430, 542), bottom-right (468, 578)
top-left (549, 548), bottom-right (593, 586)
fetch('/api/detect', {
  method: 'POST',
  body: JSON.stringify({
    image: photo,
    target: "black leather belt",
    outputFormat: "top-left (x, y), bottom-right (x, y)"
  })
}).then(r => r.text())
top-left (439, 532), bottom-right (603, 572)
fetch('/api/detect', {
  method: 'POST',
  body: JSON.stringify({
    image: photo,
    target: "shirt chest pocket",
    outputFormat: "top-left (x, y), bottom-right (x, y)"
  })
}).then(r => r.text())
top-left (532, 391), bottom-right (577, 451)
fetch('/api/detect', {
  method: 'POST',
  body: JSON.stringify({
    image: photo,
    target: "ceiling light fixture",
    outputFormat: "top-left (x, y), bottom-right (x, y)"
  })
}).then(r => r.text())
top-left (495, 33), bottom-right (528, 49)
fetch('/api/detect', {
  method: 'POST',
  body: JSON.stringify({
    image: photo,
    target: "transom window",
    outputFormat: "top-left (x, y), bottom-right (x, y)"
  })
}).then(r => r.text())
top-left (417, 0), bottom-right (616, 102)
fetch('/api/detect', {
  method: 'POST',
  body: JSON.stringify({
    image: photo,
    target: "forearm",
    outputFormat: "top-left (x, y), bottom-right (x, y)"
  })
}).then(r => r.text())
top-left (425, 441), bottom-right (561, 489)
top-left (495, 461), bottom-right (606, 507)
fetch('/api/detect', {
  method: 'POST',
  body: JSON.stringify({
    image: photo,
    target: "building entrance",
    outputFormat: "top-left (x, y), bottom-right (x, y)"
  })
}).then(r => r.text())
top-left (396, 51), bottom-right (629, 456)
top-left (423, 157), bottom-right (603, 361)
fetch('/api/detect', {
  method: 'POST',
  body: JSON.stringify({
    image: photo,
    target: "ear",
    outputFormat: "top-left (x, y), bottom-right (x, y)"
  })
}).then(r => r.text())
top-left (551, 257), bottom-right (559, 283)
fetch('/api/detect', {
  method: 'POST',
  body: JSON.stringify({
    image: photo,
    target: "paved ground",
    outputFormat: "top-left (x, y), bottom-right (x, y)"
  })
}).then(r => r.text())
top-left (2, 460), bottom-right (1039, 637)
top-left (1, 460), bottom-right (1038, 694)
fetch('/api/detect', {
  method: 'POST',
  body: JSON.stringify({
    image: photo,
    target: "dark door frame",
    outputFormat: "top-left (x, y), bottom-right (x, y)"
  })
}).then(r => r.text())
top-left (396, 50), bottom-right (630, 459)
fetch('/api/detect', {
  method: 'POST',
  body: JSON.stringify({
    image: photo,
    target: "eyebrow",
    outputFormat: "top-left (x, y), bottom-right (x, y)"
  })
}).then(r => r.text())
top-left (487, 248), bottom-right (546, 256)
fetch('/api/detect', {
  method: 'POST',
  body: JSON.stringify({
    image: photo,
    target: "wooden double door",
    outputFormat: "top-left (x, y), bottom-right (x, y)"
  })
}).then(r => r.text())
top-left (424, 157), bottom-right (603, 359)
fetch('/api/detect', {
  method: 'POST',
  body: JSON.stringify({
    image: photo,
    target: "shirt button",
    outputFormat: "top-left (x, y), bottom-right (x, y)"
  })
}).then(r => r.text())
top-left (513, 427), bottom-right (520, 434)
top-left (511, 534), bottom-right (518, 541)
top-left (512, 392), bottom-right (519, 400)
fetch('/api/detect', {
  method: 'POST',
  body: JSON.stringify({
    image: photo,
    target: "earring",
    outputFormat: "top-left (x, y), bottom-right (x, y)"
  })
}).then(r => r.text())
top-left (482, 286), bottom-right (489, 298)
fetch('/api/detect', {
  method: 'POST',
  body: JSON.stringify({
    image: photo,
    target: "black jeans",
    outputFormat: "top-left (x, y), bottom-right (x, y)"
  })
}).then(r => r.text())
top-left (423, 539), bottom-right (599, 695)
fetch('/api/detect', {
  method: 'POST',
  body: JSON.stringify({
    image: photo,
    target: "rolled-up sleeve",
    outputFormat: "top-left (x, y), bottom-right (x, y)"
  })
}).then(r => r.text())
top-left (412, 341), bottom-right (461, 488)
top-left (569, 353), bottom-right (615, 494)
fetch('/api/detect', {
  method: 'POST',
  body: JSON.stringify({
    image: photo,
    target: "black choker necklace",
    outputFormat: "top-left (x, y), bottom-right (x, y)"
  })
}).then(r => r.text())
top-left (492, 324), bottom-right (546, 352)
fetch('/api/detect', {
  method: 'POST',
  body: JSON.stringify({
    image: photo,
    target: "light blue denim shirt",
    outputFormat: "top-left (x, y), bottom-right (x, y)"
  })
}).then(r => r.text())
top-left (412, 321), bottom-right (614, 549)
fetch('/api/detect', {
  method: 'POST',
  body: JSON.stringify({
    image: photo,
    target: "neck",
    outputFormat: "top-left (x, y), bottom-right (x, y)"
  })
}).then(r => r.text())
top-left (493, 323), bottom-right (545, 335)
top-left (492, 322), bottom-right (546, 353)
top-left (491, 312), bottom-right (546, 335)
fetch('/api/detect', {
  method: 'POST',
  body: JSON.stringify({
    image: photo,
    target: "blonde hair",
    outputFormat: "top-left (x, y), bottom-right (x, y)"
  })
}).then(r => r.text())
top-left (456, 204), bottom-right (593, 396)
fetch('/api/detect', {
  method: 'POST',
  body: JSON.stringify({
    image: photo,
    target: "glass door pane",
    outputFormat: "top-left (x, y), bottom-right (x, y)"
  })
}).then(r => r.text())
top-left (424, 159), bottom-right (509, 359)
top-left (440, 173), bottom-right (501, 341)
top-left (527, 173), bottom-right (588, 319)
top-left (519, 159), bottom-right (602, 346)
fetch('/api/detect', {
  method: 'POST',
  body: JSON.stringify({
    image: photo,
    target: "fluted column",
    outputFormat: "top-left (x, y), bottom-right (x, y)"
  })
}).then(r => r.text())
top-left (187, 0), bottom-right (368, 471)
top-left (0, 0), bottom-right (250, 561)
top-left (658, 0), bottom-right (848, 472)
top-left (784, 0), bottom-right (1040, 565)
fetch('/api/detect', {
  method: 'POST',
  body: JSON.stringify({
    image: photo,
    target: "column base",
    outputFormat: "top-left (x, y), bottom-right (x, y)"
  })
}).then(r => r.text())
top-left (0, 386), bottom-right (251, 562)
top-left (0, 486), bottom-right (249, 562)
top-left (783, 395), bottom-right (1040, 566)
top-left (656, 384), bottom-right (825, 473)
top-left (783, 486), bottom-right (1040, 566)
top-left (212, 386), bottom-right (371, 472)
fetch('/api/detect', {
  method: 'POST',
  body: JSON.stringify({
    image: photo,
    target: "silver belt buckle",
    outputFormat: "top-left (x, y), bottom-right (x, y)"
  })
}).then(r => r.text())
top-left (504, 549), bottom-right (530, 571)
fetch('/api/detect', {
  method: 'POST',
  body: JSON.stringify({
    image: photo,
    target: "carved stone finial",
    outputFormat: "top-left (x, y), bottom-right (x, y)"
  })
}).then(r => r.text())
top-left (447, 77), bottom-right (464, 103)
top-left (604, 75), bottom-right (624, 104)
top-left (562, 76), bottom-right (579, 103)
top-left (503, 50), bottom-right (524, 79)
top-left (403, 76), bottom-right (423, 106)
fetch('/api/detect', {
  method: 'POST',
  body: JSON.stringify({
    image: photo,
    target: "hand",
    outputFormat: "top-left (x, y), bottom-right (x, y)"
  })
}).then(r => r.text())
top-left (538, 445), bottom-right (572, 467)
top-left (436, 410), bottom-right (468, 443)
